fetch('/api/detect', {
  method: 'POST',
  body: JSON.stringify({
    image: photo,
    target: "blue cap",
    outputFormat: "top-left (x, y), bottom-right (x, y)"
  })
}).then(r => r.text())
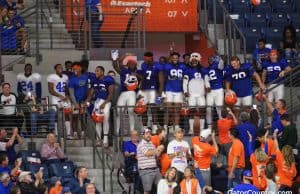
top-left (243, 170), bottom-right (252, 177)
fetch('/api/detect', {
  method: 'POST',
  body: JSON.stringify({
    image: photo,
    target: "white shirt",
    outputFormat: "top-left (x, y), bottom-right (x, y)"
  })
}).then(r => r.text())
top-left (47, 74), bottom-right (68, 105)
top-left (0, 93), bottom-right (17, 115)
top-left (167, 139), bottom-right (191, 173)
top-left (17, 73), bottom-right (41, 96)
top-left (157, 179), bottom-right (177, 194)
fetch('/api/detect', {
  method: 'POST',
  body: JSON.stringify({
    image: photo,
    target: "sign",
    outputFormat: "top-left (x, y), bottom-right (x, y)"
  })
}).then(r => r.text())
top-left (65, 0), bottom-right (198, 32)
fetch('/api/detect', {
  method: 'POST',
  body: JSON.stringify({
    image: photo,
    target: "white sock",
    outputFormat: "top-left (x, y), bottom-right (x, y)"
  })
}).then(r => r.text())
top-left (54, 122), bottom-right (58, 136)
top-left (103, 135), bottom-right (108, 144)
top-left (200, 119), bottom-right (205, 130)
top-left (189, 119), bottom-right (194, 132)
top-left (65, 121), bottom-right (71, 136)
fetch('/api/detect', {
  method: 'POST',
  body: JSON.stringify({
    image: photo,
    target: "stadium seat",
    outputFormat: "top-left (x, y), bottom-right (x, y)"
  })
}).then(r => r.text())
top-left (48, 160), bottom-right (75, 179)
top-left (229, 0), bottom-right (251, 14)
top-left (251, 1), bottom-right (272, 14)
top-left (269, 13), bottom-right (289, 27)
top-left (241, 27), bottom-right (262, 52)
top-left (17, 150), bottom-right (41, 165)
top-left (262, 27), bottom-right (283, 49)
top-left (232, 17), bottom-right (246, 28)
top-left (25, 163), bottom-right (49, 182)
top-left (247, 13), bottom-right (268, 28)
top-left (271, 0), bottom-right (293, 12)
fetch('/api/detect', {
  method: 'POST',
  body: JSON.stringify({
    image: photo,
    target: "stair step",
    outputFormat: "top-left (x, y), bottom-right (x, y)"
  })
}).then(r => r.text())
top-left (66, 147), bottom-right (93, 155)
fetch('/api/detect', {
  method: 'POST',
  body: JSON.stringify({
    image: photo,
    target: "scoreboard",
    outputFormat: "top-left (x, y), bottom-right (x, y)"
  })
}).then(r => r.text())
top-left (66, 0), bottom-right (198, 32)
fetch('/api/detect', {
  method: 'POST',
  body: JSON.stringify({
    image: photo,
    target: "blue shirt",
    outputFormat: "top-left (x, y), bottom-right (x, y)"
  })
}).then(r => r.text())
top-left (91, 75), bottom-right (115, 100)
top-left (138, 62), bottom-right (162, 90)
top-left (262, 59), bottom-right (288, 84)
top-left (119, 67), bottom-right (137, 92)
top-left (183, 66), bottom-right (206, 80)
top-left (226, 63), bottom-right (255, 97)
top-left (272, 109), bottom-right (286, 134)
top-left (69, 74), bottom-right (89, 102)
top-left (237, 121), bottom-right (257, 157)
top-left (0, 182), bottom-right (12, 194)
top-left (0, 139), bottom-right (17, 165)
top-left (253, 47), bottom-right (271, 64)
top-left (85, 0), bottom-right (100, 12)
top-left (163, 63), bottom-right (187, 92)
top-left (122, 141), bottom-right (137, 155)
top-left (233, 183), bottom-right (259, 192)
top-left (203, 62), bottom-right (224, 90)
top-left (0, 166), bottom-right (11, 175)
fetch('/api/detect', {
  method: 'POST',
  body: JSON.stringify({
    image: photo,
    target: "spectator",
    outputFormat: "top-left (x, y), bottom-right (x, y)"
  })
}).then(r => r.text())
top-left (0, 127), bottom-right (23, 165)
top-left (160, 150), bottom-right (171, 177)
top-left (63, 60), bottom-right (74, 78)
top-left (137, 128), bottom-right (164, 194)
top-left (180, 167), bottom-right (201, 194)
top-left (236, 112), bottom-right (257, 169)
top-left (217, 108), bottom-right (237, 155)
top-left (280, 25), bottom-right (299, 66)
top-left (256, 128), bottom-right (276, 157)
top-left (157, 167), bottom-right (178, 194)
top-left (167, 128), bottom-right (191, 182)
top-left (228, 128), bottom-right (245, 189)
top-left (10, 185), bottom-right (21, 194)
top-left (0, 153), bottom-right (22, 177)
top-left (6, 8), bottom-right (26, 52)
top-left (0, 82), bottom-right (24, 130)
top-left (151, 128), bottom-right (166, 148)
top-left (40, 133), bottom-right (64, 160)
top-left (0, 0), bottom-right (25, 11)
top-left (265, 162), bottom-right (278, 194)
top-left (0, 172), bottom-right (12, 194)
top-left (192, 128), bottom-right (218, 186)
top-left (252, 38), bottom-right (271, 71)
top-left (62, 186), bottom-right (72, 194)
top-left (16, 63), bottom-right (42, 135)
top-left (68, 62), bottom-right (89, 139)
top-left (232, 170), bottom-right (259, 192)
top-left (18, 170), bottom-right (46, 194)
top-left (49, 176), bottom-right (62, 194)
top-left (0, 7), bottom-right (7, 25)
top-left (70, 166), bottom-right (99, 194)
top-left (273, 130), bottom-right (297, 191)
top-left (279, 114), bottom-right (297, 149)
top-left (85, 183), bottom-right (97, 194)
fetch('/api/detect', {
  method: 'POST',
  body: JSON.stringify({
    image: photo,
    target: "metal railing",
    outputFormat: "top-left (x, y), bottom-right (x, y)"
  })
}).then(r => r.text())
top-left (199, 0), bottom-right (247, 62)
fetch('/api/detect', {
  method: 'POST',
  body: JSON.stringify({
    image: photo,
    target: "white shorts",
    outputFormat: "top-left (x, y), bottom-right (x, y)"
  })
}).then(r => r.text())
top-left (140, 90), bottom-right (156, 104)
top-left (268, 84), bottom-right (284, 102)
top-left (236, 95), bottom-right (252, 107)
top-left (94, 99), bottom-right (111, 118)
top-left (165, 91), bottom-right (183, 103)
top-left (206, 88), bottom-right (224, 107)
top-left (188, 95), bottom-right (206, 107)
top-left (117, 91), bottom-right (136, 107)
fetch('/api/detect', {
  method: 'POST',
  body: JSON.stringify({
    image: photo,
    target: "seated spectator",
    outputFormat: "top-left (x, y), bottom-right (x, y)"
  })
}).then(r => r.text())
top-left (232, 170), bottom-right (259, 192)
top-left (6, 8), bottom-right (26, 52)
top-left (49, 176), bottom-right (62, 194)
top-left (0, 172), bottom-right (12, 194)
top-left (280, 25), bottom-right (299, 66)
top-left (180, 167), bottom-right (201, 194)
top-left (0, 127), bottom-right (23, 165)
top-left (85, 183), bottom-right (97, 194)
top-left (18, 170), bottom-right (46, 194)
top-left (0, 0), bottom-right (24, 12)
top-left (40, 133), bottom-right (64, 161)
top-left (69, 166), bottom-right (99, 194)
top-left (279, 114), bottom-right (297, 149)
top-left (157, 167), bottom-right (178, 194)
top-left (252, 38), bottom-right (271, 71)
top-left (0, 83), bottom-right (24, 130)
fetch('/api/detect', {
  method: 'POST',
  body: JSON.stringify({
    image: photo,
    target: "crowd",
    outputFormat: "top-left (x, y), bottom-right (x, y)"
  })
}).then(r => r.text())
top-left (0, 0), bottom-right (27, 53)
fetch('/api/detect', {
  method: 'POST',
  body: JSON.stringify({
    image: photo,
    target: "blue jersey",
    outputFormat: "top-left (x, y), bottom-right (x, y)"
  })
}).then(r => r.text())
top-left (163, 63), bottom-right (187, 92)
top-left (253, 48), bottom-right (271, 64)
top-left (120, 67), bottom-right (137, 92)
top-left (91, 75), bottom-right (115, 100)
top-left (237, 122), bottom-right (257, 157)
top-left (69, 74), bottom-right (89, 102)
top-left (184, 66), bottom-right (206, 80)
top-left (203, 62), bottom-right (223, 90)
top-left (85, 0), bottom-right (100, 12)
top-left (272, 109), bottom-right (287, 134)
top-left (226, 63), bottom-right (255, 97)
top-left (262, 59), bottom-right (288, 84)
top-left (138, 62), bottom-right (162, 90)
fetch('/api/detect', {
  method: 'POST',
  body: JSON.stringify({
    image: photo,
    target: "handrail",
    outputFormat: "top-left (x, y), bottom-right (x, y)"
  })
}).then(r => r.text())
top-left (19, 5), bottom-right (37, 18)
top-left (121, 8), bottom-right (139, 48)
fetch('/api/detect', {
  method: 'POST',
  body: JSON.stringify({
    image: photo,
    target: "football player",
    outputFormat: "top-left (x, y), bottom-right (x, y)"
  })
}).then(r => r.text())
top-left (183, 52), bottom-right (210, 134)
top-left (225, 56), bottom-right (265, 109)
top-left (86, 66), bottom-right (115, 147)
top-left (47, 64), bottom-right (70, 136)
top-left (204, 55), bottom-right (225, 126)
top-left (137, 51), bottom-right (163, 133)
top-left (112, 51), bottom-right (139, 133)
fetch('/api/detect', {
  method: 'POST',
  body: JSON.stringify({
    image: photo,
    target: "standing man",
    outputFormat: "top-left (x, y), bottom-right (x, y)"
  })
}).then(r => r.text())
top-left (137, 51), bottom-right (163, 133)
top-left (17, 63), bottom-right (42, 134)
top-left (47, 64), bottom-right (71, 137)
top-left (225, 56), bottom-right (265, 109)
top-left (63, 60), bottom-right (74, 78)
top-left (279, 114), bottom-right (297, 149)
top-left (137, 128), bottom-right (164, 194)
top-left (252, 38), bottom-right (271, 71)
top-left (85, 66), bottom-right (115, 147)
top-left (85, 0), bottom-right (104, 48)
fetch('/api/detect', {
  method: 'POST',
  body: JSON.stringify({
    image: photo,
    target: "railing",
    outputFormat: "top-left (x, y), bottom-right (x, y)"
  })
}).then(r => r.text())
top-left (199, 0), bottom-right (247, 62)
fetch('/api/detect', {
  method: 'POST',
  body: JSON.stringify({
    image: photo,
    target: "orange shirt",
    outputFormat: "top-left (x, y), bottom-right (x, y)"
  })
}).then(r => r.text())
top-left (261, 138), bottom-right (276, 157)
top-left (192, 137), bottom-right (217, 169)
top-left (250, 153), bottom-right (268, 190)
top-left (217, 118), bottom-right (234, 144)
top-left (151, 135), bottom-right (161, 148)
top-left (49, 186), bottom-right (63, 194)
top-left (276, 150), bottom-right (297, 187)
top-left (160, 153), bottom-right (171, 176)
top-left (228, 139), bottom-right (245, 171)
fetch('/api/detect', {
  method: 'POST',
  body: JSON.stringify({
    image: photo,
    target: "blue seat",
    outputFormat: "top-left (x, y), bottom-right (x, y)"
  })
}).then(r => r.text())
top-left (25, 163), bottom-right (49, 182)
top-left (269, 13), bottom-right (289, 27)
top-left (17, 150), bottom-right (41, 165)
top-left (251, 1), bottom-right (272, 13)
top-left (241, 27), bottom-right (262, 52)
top-left (48, 161), bottom-right (75, 179)
top-left (262, 27), bottom-right (283, 49)
top-left (229, 0), bottom-right (251, 14)
top-left (247, 13), bottom-right (268, 28)
top-left (271, 0), bottom-right (293, 12)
